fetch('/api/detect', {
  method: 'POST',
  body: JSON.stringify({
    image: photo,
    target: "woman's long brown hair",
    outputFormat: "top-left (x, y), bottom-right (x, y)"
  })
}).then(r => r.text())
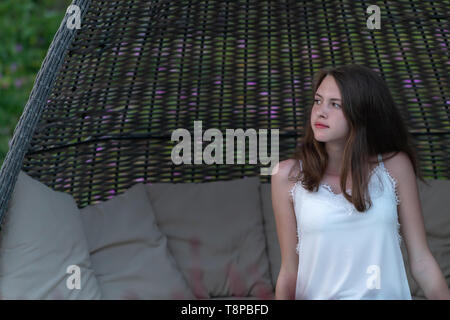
top-left (289, 64), bottom-right (428, 213)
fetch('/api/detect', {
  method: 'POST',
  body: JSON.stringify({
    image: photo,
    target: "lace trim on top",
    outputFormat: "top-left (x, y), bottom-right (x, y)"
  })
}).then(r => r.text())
top-left (289, 180), bottom-right (302, 254)
top-left (291, 156), bottom-right (401, 208)
top-left (288, 156), bottom-right (402, 246)
top-left (380, 163), bottom-right (401, 206)
top-left (379, 161), bottom-right (403, 245)
top-left (289, 180), bottom-right (301, 205)
top-left (296, 226), bottom-right (301, 255)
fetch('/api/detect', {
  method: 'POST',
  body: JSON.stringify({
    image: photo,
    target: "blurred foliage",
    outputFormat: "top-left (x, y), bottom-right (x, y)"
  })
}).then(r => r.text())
top-left (0, 0), bottom-right (72, 166)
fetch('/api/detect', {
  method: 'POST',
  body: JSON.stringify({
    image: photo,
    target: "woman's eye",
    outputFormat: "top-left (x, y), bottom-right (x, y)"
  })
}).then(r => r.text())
top-left (314, 99), bottom-right (340, 108)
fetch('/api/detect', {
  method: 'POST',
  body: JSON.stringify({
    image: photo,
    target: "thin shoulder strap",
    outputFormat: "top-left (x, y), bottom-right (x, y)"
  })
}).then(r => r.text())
top-left (377, 153), bottom-right (383, 164)
top-left (299, 159), bottom-right (303, 171)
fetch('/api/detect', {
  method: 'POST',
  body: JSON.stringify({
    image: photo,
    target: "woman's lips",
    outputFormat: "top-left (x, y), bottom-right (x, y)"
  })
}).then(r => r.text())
top-left (315, 124), bottom-right (329, 128)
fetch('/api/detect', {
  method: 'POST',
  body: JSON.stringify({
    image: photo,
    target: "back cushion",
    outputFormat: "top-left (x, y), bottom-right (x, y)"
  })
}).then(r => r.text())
top-left (145, 177), bottom-right (274, 299)
top-left (79, 183), bottom-right (195, 299)
top-left (260, 183), bottom-right (281, 288)
top-left (0, 171), bottom-right (101, 299)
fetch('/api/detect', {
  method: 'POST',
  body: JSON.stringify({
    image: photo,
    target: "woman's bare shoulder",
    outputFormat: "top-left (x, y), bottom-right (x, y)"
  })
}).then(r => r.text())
top-left (271, 159), bottom-right (300, 181)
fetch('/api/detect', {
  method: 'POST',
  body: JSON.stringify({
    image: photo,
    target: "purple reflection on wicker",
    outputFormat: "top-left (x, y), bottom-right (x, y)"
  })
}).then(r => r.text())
top-left (403, 79), bottom-right (421, 83)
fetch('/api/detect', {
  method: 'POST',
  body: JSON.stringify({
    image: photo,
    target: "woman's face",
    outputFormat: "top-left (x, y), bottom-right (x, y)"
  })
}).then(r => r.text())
top-left (310, 75), bottom-right (350, 143)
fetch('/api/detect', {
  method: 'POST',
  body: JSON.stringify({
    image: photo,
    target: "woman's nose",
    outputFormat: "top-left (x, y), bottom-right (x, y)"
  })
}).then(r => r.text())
top-left (316, 106), bottom-right (327, 118)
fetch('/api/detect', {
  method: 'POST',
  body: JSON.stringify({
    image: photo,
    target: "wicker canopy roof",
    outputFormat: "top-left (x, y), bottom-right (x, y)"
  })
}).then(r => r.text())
top-left (0, 0), bottom-right (449, 226)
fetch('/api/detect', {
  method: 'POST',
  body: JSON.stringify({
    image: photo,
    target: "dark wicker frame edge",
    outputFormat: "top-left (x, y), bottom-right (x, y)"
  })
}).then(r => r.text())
top-left (0, 0), bottom-right (91, 231)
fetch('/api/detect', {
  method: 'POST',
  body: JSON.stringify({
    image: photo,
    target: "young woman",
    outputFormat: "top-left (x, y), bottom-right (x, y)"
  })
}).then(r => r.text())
top-left (271, 64), bottom-right (450, 300)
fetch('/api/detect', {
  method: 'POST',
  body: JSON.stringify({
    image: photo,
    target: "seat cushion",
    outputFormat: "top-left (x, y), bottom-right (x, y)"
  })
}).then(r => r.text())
top-left (79, 183), bottom-right (195, 299)
top-left (401, 178), bottom-right (450, 299)
top-left (260, 183), bottom-right (281, 289)
top-left (0, 171), bottom-right (101, 299)
top-left (145, 177), bottom-right (274, 299)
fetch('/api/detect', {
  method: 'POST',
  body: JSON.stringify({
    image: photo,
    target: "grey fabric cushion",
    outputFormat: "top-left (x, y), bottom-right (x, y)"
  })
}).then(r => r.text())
top-left (79, 183), bottom-right (195, 299)
top-left (401, 178), bottom-right (450, 300)
top-left (0, 171), bottom-right (102, 299)
top-left (145, 177), bottom-right (274, 299)
top-left (260, 183), bottom-right (281, 289)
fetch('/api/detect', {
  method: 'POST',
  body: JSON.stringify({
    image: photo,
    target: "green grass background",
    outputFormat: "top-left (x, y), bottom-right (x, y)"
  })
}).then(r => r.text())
top-left (0, 0), bottom-right (71, 167)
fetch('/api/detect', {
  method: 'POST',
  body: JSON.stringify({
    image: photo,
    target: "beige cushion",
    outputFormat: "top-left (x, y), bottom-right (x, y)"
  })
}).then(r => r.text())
top-left (0, 171), bottom-right (101, 299)
top-left (145, 177), bottom-right (274, 299)
top-left (401, 178), bottom-right (450, 299)
top-left (260, 183), bottom-right (281, 289)
top-left (79, 183), bottom-right (194, 299)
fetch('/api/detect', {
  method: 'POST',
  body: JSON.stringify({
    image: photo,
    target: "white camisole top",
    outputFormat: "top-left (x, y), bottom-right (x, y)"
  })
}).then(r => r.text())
top-left (289, 154), bottom-right (412, 300)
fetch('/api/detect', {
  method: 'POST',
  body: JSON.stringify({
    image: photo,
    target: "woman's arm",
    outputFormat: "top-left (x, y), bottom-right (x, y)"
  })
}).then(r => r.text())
top-left (410, 252), bottom-right (450, 299)
top-left (390, 152), bottom-right (450, 299)
top-left (271, 160), bottom-right (300, 300)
